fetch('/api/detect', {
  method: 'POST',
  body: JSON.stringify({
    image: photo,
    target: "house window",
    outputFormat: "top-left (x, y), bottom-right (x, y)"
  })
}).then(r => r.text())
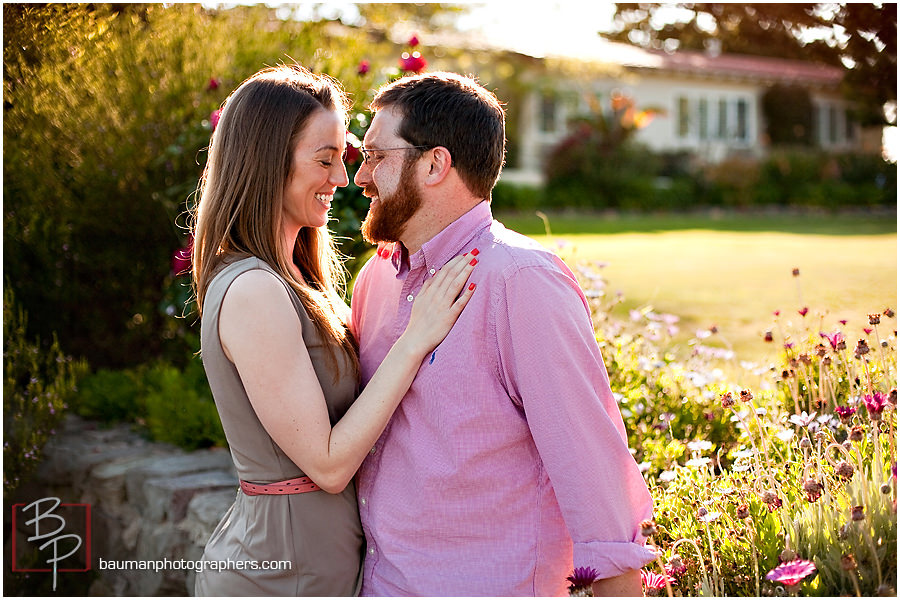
top-left (736, 99), bottom-right (748, 141)
top-left (677, 96), bottom-right (690, 137)
top-left (717, 99), bottom-right (728, 139)
top-left (828, 105), bottom-right (839, 144)
top-left (698, 98), bottom-right (709, 140)
top-left (845, 109), bottom-right (855, 142)
top-left (540, 94), bottom-right (557, 133)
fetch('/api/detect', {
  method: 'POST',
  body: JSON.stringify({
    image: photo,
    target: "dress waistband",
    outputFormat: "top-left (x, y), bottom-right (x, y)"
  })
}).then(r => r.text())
top-left (239, 476), bottom-right (321, 496)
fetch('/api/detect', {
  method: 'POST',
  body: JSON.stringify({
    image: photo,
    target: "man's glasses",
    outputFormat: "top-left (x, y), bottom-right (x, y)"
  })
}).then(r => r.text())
top-left (359, 145), bottom-right (430, 165)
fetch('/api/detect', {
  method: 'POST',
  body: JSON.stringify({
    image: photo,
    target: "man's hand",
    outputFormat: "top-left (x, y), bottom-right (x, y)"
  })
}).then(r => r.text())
top-left (591, 568), bottom-right (643, 597)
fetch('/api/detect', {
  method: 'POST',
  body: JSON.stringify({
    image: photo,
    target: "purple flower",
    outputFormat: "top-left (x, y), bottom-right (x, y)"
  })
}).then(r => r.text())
top-left (765, 559), bottom-right (817, 587)
top-left (819, 331), bottom-right (845, 351)
top-left (863, 392), bottom-right (889, 419)
top-left (566, 566), bottom-right (599, 594)
top-left (407, 34), bottom-right (420, 47)
top-left (641, 570), bottom-right (673, 591)
top-left (798, 306), bottom-right (809, 317)
top-left (834, 405), bottom-right (856, 423)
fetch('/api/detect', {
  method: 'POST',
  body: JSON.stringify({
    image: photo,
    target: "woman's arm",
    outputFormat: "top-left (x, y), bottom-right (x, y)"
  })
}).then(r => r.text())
top-left (219, 254), bottom-right (476, 493)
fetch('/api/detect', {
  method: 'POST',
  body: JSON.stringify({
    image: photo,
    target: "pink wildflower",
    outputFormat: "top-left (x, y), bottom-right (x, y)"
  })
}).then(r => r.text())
top-left (357, 60), bottom-right (370, 75)
top-left (408, 34), bottom-right (420, 47)
top-left (765, 558), bottom-right (817, 587)
top-left (206, 77), bottom-right (220, 91)
top-left (798, 307), bottom-right (809, 317)
top-left (641, 570), bottom-right (673, 593)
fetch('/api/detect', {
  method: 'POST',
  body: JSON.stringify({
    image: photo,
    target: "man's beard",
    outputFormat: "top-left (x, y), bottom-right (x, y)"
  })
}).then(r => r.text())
top-left (360, 159), bottom-right (423, 245)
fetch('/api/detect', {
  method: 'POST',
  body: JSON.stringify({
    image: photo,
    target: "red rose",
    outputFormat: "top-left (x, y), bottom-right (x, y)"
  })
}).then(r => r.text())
top-left (399, 51), bottom-right (427, 73)
top-left (210, 109), bottom-right (221, 132)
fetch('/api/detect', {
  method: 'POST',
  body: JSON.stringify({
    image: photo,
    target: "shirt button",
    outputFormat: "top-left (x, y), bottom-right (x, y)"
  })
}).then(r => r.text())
top-left (368, 547), bottom-right (375, 555)
top-left (360, 497), bottom-right (367, 505)
top-left (429, 268), bottom-right (436, 275)
top-left (370, 446), bottom-right (377, 454)
top-left (406, 294), bottom-right (414, 302)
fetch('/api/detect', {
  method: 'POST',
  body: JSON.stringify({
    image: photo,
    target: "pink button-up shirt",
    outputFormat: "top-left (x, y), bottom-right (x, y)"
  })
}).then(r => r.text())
top-left (350, 202), bottom-right (655, 596)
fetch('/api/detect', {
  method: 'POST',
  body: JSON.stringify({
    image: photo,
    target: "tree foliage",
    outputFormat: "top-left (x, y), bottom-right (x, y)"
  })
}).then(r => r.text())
top-left (608, 3), bottom-right (897, 125)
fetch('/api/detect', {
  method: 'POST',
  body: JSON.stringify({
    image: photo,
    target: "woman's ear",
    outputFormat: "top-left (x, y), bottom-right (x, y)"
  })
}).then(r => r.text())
top-left (423, 146), bottom-right (453, 187)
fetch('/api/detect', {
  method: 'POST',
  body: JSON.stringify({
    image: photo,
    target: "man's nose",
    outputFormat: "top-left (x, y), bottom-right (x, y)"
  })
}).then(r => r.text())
top-left (354, 161), bottom-right (371, 188)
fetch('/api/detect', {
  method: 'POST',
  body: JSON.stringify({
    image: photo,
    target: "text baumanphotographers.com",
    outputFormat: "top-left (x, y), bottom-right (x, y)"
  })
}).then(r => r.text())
top-left (97, 558), bottom-right (292, 573)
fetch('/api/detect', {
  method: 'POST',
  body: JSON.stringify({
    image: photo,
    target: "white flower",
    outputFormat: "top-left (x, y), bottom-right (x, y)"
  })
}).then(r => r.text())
top-left (687, 440), bottom-right (713, 452)
top-left (789, 411), bottom-right (817, 427)
top-left (776, 429), bottom-right (795, 442)
top-left (686, 457), bottom-right (712, 468)
top-left (658, 470), bottom-right (677, 482)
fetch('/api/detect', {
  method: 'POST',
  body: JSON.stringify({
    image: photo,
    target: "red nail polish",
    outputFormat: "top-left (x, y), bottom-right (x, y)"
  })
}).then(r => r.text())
top-left (471, 248), bottom-right (480, 256)
top-left (468, 283), bottom-right (476, 291)
top-left (470, 258), bottom-right (478, 266)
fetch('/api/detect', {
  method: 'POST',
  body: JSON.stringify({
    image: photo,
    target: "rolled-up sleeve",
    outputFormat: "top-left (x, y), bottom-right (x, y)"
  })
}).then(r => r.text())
top-left (493, 263), bottom-right (657, 579)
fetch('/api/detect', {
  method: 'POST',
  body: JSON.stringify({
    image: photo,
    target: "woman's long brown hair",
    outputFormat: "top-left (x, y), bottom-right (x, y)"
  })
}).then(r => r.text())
top-left (191, 65), bottom-right (358, 377)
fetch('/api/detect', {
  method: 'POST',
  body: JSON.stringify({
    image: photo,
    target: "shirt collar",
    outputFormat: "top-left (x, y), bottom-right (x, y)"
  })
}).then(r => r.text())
top-left (387, 201), bottom-right (492, 278)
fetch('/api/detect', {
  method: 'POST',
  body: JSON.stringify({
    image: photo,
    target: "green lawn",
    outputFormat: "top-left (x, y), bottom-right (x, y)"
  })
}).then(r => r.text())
top-left (496, 210), bottom-right (898, 365)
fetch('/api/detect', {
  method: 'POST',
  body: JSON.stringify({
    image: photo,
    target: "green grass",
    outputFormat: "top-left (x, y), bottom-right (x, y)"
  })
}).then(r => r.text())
top-left (496, 210), bottom-right (898, 364)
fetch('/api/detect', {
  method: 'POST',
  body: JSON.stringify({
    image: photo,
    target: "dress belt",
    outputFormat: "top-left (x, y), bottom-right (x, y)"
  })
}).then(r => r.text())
top-left (239, 476), bottom-right (321, 496)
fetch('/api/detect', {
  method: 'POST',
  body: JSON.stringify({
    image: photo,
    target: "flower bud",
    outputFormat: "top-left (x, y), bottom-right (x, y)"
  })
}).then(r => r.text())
top-left (666, 554), bottom-right (686, 577)
top-left (841, 554), bottom-right (857, 571)
top-left (855, 339), bottom-right (870, 357)
top-left (799, 437), bottom-right (812, 449)
top-left (881, 483), bottom-right (892, 495)
top-left (884, 308), bottom-right (895, 318)
top-left (836, 461), bottom-right (854, 479)
top-left (736, 504), bottom-right (750, 519)
top-left (850, 505), bottom-right (865, 521)
top-left (764, 330), bottom-right (774, 342)
top-left (720, 392), bottom-right (735, 408)
top-left (792, 268), bottom-right (800, 277)
top-left (640, 519), bottom-right (658, 537)
top-left (779, 548), bottom-right (797, 562)
top-left (849, 426), bottom-right (864, 442)
top-left (740, 389), bottom-right (753, 403)
top-left (761, 490), bottom-right (777, 504)
top-left (869, 313), bottom-right (881, 325)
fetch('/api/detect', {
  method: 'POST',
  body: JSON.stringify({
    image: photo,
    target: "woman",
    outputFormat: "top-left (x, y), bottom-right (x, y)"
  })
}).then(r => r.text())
top-left (190, 65), bottom-right (477, 596)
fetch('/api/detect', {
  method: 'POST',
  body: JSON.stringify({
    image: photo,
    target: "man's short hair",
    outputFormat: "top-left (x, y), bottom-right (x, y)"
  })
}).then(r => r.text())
top-left (370, 72), bottom-right (506, 199)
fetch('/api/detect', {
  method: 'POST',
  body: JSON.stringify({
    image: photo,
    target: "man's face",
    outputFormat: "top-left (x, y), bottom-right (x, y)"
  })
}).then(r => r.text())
top-left (355, 107), bottom-right (424, 245)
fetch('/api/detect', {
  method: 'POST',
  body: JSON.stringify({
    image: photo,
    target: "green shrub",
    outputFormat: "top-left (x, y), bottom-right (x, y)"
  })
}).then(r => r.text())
top-left (142, 359), bottom-right (226, 450)
top-left (3, 288), bottom-right (88, 496)
top-left (491, 181), bottom-right (543, 212)
top-left (73, 368), bottom-right (146, 424)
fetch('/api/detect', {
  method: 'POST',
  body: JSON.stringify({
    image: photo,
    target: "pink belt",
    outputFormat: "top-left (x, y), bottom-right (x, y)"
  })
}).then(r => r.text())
top-left (240, 476), bottom-right (321, 496)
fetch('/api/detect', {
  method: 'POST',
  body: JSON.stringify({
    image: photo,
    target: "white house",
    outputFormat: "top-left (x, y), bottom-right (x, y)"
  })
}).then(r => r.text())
top-left (498, 38), bottom-right (859, 184)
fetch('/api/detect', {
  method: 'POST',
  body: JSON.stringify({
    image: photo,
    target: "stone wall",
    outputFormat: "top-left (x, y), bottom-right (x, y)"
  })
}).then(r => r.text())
top-left (17, 415), bottom-right (238, 596)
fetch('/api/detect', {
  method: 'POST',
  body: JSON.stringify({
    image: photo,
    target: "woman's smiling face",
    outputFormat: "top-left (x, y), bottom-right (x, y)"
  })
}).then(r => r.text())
top-left (282, 107), bottom-right (349, 231)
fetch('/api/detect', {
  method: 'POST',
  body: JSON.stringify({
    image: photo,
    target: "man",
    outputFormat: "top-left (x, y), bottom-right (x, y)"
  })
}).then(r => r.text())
top-left (350, 72), bottom-right (655, 596)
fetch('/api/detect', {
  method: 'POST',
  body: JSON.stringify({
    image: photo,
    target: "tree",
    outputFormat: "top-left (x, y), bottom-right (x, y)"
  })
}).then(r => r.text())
top-left (607, 3), bottom-right (897, 126)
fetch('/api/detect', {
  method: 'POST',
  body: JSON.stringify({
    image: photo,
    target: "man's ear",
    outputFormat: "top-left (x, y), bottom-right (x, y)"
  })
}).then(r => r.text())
top-left (423, 146), bottom-right (453, 187)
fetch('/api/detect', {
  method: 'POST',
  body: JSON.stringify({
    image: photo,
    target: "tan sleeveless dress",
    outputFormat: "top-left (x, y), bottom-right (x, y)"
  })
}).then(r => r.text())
top-left (194, 257), bottom-right (363, 597)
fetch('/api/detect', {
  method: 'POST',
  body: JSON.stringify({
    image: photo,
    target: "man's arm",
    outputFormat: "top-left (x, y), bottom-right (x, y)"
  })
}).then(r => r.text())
top-left (591, 569), bottom-right (642, 597)
top-left (493, 262), bottom-right (656, 580)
